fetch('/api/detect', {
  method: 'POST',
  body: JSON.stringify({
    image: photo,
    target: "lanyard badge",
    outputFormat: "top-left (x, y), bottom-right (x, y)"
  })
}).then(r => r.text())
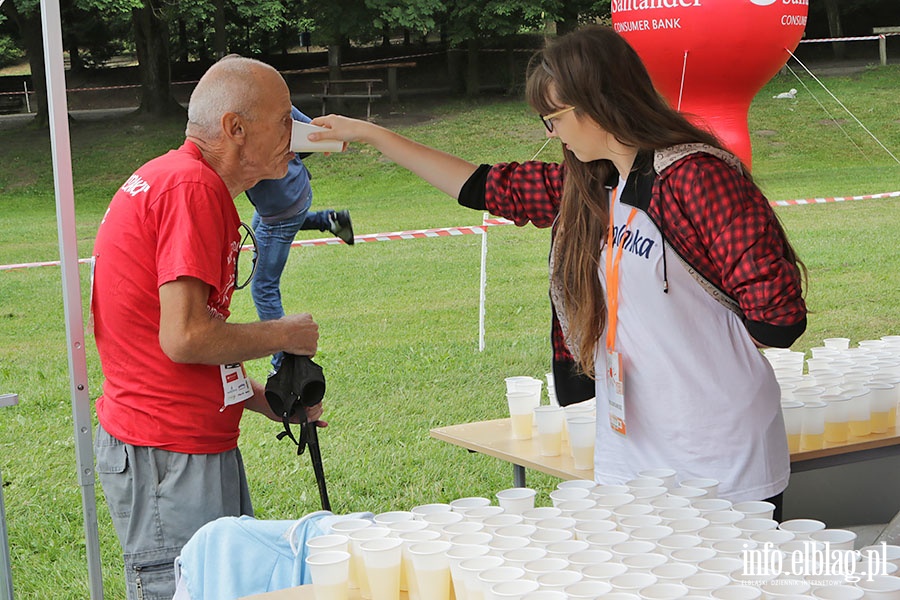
top-left (605, 187), bottom-right (637, 437)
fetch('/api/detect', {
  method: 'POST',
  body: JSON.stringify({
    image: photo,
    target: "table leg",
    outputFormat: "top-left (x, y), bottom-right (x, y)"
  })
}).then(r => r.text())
top-left (513, 464), bottom-right (526, 488)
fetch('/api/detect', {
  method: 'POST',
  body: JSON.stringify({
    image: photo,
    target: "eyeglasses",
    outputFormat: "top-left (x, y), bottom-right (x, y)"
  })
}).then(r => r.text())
top-left (234, 221), bottom-right (258, 291)
top-left (540, 106), bottom-right (576, 132)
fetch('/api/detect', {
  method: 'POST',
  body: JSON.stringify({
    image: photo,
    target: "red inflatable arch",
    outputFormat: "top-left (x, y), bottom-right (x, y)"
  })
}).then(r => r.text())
top-left (612, 0), bottom-right (808, 169)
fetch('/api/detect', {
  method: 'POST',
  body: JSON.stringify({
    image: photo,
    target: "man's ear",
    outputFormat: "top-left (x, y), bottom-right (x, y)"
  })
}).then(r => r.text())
top-left (221, 112), bottom-right (245, 144)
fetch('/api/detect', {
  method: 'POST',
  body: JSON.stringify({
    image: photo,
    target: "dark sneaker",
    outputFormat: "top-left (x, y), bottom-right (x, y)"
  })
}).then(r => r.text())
top-left (329, 210), bottom-right (354, 245)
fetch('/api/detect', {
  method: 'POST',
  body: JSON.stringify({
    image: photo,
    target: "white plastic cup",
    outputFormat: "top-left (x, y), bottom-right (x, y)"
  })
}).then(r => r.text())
top-left (464, 506), bottom-right (505, 523)
top-left (494, 523), bottom-right (537, 540)
top-left (347, 526), bottom-right (391, 596)
top-left (782, 401), bottom-right (805, 453)
top-left (446, 543), bottom-right (491, 600)
top-left (823, 338), bottom-right (851, 350)
top-left (528, 527), bottom-right (574, 548)
top-left (534, 516), bottom-right (576, 532)
top-left (610, 540), bottom-right (658, 563)
top-left (405, 540), bottom-right (451, 600)
top-left (651, 562), bottom-right (699, 584)
top-left (360, 537), bottom-right (403, 600)
top-left (669, 518), bottom-right (711, 535)
top-left (442, 521), bottom-right (485, 539)
top-left (711, 585), bottom-right (763, 600)
top-left (809, 529), bottom-right (857, 551)
top-left (307, 534), bottom-right (351, 557)
top-left (868, 382), bottom-right (897, 433)
top-left (630, 525), bottom-right (675, 543)
top-left (397, 529), bottom-right (441, 596)
top-left (623, 516), bottom-right (666, 535)
top-left (549, 486), bottom-right (590, 506)
top-left (760, 579), bottom-right (811, 599)
top-left (810, 586), bottom-right (864, 600)
top-left (732, 501), bottom-right (776, 520)
top-left (581, 561), bottom-right (630, 581)
top-left (778, 518), bottom-right (827, 540)
top-left (556, 499), bottom-right (598, 517)
top-left (477, 566), bottom-right (525, 600)
top-left (422, 510), bottom-right (464, 534)
top-left (623, 553), bottom-right (669, 573)
top-left (574, 519), bottom-right (619, 541)
top-left (571, 508), bottom-right (613, 523)
top-left (668, 487), bottom-right (710, 501)
top-left (670, 547), bottom-right (718, 565)
top-left (679, 479), bottom-right (720, 500)
top-left (584, 530), bottom-right (630, 550)
top-left (567, 548), bottom-right (614, 570)
top-left (305, 550), bottom-right (352, 600)
top-left (450, 496), bottom-right (492, 514)
top-left (411, 503), bottom-right (452, 519)
top-left (692, 499), bottom-right (734, 514)
top-left (639, 468), bottom-right (679, 490)
top-left (507, 391), bottom-right (535, 440)
top-left (489, 579), bottom-right (540, 600)
top-left (711, 539), bottom-right (757, 557)
top-left (736, 518), bottom-right (779, 538)
top-left (500, 546), bottom-right (548, 570)
top-left (657, 534), bottom-right (704, 557)
top-left (682, 572), bottom-right (731, 596)
top-left (564, 415), bottom-right (596, 469)
top-left (448, 531), bottom-right (493, 548)
top-left (385, 519), bottom-right (429, 534)
top-left (458, 555), bottom-right (504, 600)
top-left (639, 583), bottom-right (691, 600)
top-left (558, 479), bottom-right (597, 490)
top-left (853, 575), bottom-right (900, 600)
top-left (521, 506), bottom-right (562, 524)
top-left (535, 569), bottom-right (583, 592)
top-left (564, 580), bottom-right (615, 598)
top-left (522, 557), bottom-right (569, 581)
top-left (610, 572), bottom-right (659, 593)
top-left (481, 513), bottom-right (524, 533)
top-left (750, 529), bottom-right (796, 547)
top-left (822, 394), bottom-right (851, 444)
top-left (594, 493), bottom-right (637, 510)
top-left (615, 503), bottom-right (658, 522)
top-left (697, 557), bottom-right (745, 576)
top-left (801, 401), bottom-right (828, 450)
top-left (533, 405), bottom-right (565, 456)
top-left (521, 592), bottom-right (568, 600)
top-left (373, 511), bottom-right (415, 526)
top-left (704, 511), bottom-right (745, 526)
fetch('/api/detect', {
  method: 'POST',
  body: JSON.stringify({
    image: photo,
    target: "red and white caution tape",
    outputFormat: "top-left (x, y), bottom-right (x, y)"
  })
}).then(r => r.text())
top-left (771, 190), bottom-right (900, 206)
top-left (3, 195), bottom-right (897, 273)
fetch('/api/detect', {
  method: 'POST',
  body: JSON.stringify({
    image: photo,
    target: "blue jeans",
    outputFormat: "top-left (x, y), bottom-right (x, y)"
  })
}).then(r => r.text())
top-left (251, 201), bottom-right (332, 370)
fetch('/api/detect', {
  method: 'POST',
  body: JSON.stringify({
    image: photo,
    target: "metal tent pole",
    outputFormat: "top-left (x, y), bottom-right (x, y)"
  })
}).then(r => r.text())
top-left (0, 394), bottom-right (17, 600)
top-left (39, 0), bottom-right (105, 597)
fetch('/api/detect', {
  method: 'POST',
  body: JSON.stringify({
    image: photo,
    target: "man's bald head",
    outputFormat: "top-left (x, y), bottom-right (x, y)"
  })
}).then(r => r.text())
top-left (186, 56), bottom-right (283, 139)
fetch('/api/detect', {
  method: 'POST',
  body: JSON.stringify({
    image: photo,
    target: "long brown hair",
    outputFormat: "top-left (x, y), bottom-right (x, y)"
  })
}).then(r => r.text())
top-left (526, 25), bottom-right (803, 376)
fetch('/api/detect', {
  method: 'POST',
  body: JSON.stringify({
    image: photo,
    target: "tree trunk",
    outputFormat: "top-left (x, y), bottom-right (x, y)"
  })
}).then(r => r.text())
top-left (556, 5), bottom-right (579, 37)
top-left (465, 38), bottom-right (479, 97)
top-left (823, 0), bottom-right (845, 60)
top-left (214, 0), bottom-right (226, 59)
top-left (327, 44), bottom-right (346, 113)
top-left (5, 1), bottom-right (48, 127)
top-left (133, 0), bottom-right (182, 117)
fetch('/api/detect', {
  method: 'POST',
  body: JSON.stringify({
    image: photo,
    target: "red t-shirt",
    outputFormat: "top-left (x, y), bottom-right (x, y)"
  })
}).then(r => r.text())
top-left (92, 141), bottom-right (245, 453)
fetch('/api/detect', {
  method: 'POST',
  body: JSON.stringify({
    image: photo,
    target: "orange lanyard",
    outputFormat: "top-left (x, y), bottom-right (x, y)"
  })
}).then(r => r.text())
top-left (605, 187), bottom-right (638, 352)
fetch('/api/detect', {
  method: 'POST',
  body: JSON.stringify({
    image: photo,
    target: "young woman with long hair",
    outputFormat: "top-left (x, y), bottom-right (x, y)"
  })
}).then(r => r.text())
top-left (310, 25), bottom-right (806, 516)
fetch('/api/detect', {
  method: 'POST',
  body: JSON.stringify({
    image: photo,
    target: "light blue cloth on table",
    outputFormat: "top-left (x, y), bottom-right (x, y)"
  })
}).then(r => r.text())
top-left (175, 511), bottom-right (374, 600)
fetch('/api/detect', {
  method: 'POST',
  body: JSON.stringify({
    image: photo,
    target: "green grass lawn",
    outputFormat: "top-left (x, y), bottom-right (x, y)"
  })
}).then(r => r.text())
top-left (0, 65), bottom-right (898, 598)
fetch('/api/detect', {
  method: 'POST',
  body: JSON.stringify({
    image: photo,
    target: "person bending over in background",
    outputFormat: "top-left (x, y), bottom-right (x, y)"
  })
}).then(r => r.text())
top-left (309, 25), bottom-right (806, 517)
top-left (245, 104), bottom-right (354, 372)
